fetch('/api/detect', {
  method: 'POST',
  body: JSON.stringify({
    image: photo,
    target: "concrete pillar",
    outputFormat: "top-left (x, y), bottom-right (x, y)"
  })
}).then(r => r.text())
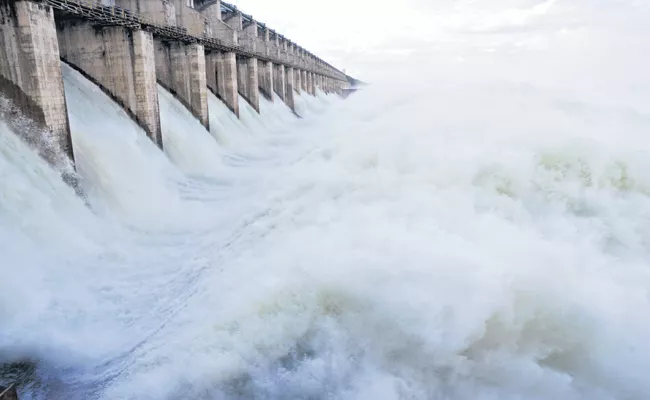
top-left (295, 69), bottom-right (301, 94)
top-left (304, 72), bottom-right (311, 96)
top-left (273, 63), bottom-right (285, 102)
top-left (310, 73), bottom-right (317, 95)
top-left (301, 70), bottom-right (308, 92)
top-left (224, 12), bottom-right (260, 113)
top-left (0, 0), bottom-right (73, 164)
top-left (258, 59), bottom-right (273, 101)
top-left (239, 56), bottom-right (259, 113)
top-left (211, 51), bottom-right (239, 117)
top-left (237, 58), bottom-right (248, 100)
top-left (188, 45), bottom-right (209, 128)
top-left (57, 21), bottom-right (162, 148)
top-left (206, 52), bottom-right (217, 93)
top-left (285, 67), bottom-right (295, 111)
top-left (154, 40), bottom-right (209, 129)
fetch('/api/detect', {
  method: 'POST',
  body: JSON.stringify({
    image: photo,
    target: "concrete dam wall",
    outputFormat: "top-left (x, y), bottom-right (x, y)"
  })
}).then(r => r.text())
top-left (0, 0), bottom-right (348, 177)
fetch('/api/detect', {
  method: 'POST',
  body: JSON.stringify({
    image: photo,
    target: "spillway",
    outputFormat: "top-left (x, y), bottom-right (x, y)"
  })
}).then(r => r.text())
top-left (3, 4), bottom-right (650, 398)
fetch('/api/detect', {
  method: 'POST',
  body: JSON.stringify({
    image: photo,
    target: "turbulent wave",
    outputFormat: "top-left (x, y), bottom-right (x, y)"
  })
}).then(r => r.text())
top-left (3, 1), bottom-right (650, 398)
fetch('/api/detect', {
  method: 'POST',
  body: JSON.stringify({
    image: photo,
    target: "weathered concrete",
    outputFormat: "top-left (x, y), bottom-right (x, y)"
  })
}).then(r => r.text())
top-left (235, 55), bottom-right (259, 112)
top-left (304, 72), bottom-right (310, 95)
top-left (171, 0), bottom-right (206, 36)
top-left (201, 3), bottom-right (237, 44)
top-left (303, 72), bottom-right (311, 96)
top-left (301, 70), bottom-right (307, 92)
top-left (225, 12), bottom-right (260, 113)
top-left (242, 57), bottom-right (259, 112)
top-left (0, 0), bottom-right (73, 163)
top-left (239, 20), bottom-right (258, 51)
top-left (223, 8), bottom-right (242, 31)
top-left (273, 63), bottom-right (285, 102)
top-left (236, 57), bottom-right (247, 99)
top-left (258, 59), bottom-right (273, 101)
top-left (57, 20), bottom-right (162, 148)
top-left (295, 69), bottom-right (301, 94)
top-left (208, 51), bottom-right (238, 117)
top-left (309, 72), bottom-right (316, 95)
top-left (284, 67), bottom-right (295, 111)
top-left (199, 0), bottom-right (221, 22)
top-left (154, 39), bottom-right (209, 129)
top-left (113, 0), bottom-right (176, 25)
top-left (200, 1), bottom-right (240, 116)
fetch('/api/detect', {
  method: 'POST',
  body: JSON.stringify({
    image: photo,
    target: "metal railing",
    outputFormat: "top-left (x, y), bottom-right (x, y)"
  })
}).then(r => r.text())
top-left (40, 0), bottom-right (346, 81)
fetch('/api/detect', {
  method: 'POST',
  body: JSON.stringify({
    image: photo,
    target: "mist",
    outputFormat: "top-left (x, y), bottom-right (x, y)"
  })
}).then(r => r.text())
top-left (2, 0), bottom-right (650, 399)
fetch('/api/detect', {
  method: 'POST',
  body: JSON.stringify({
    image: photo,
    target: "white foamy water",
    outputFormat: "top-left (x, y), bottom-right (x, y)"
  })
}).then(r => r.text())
top-left (2, 1), bottom-right (650, 399)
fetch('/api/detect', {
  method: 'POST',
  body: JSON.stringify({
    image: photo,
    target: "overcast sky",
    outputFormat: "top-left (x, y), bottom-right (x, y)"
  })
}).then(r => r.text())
top-left (229, 0), bottom-right (648, 82)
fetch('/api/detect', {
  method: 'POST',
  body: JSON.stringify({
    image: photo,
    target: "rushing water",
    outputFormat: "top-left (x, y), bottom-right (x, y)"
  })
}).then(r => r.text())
top-left (2, 1), bottom-right (650, 398)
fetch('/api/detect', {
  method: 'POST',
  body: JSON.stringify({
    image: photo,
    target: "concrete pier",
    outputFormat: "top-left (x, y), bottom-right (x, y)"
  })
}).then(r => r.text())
top-left (257, 27), bottom-right (273, 101)
top-left (306, 72), bottom-right (313, 96)
top-left (315, 74), bottom-right (321, 92)
top-left (273, 63), bottom-right (286, 102)
top-left (294, 69), bottom-right (301, 94)
top-left (301, 70), bottom-right (308, 92)
top-left (207, 51), bottom-right (239, 117)
top-left (285, 67), bottom-right (295, 111)
top-left (57, 21), bottom-right (162, 148)
top-left (237, 56), bottom-right (259, 112)
top-left (154, 40), bottom-right (209, 129)
top-left (258, 59), bottom-right (273, 101)
top-left (225, 10), bottom-right (260, 113)
top-left (0, 0), bottom-right (73, 163)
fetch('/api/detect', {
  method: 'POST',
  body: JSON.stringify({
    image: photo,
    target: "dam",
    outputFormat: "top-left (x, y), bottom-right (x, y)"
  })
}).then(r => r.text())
top-left (0, 3), bottom-right (348, 396)
top-left (3, 0), bottom-right (650, 399)
top-left (0, 0), bottom-right (349, 176)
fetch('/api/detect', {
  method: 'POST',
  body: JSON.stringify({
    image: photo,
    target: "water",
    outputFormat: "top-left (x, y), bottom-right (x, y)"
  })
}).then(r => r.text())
top-left (3, 1), bottom-right (650, 398)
